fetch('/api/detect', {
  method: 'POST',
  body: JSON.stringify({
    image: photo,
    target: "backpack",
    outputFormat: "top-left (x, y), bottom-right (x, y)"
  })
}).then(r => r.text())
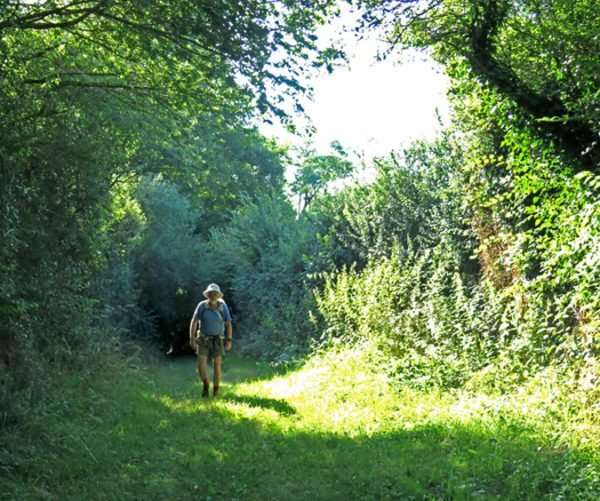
top-left (197, 299), bottom-right (226, 322)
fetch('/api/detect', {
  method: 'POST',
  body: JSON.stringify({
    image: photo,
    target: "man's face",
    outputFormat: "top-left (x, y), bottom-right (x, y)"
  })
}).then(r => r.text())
top-left (207, 291), bottom-right (219, 303)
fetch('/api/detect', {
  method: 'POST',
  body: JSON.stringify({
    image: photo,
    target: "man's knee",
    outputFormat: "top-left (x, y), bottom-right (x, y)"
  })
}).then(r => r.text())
top-left (213, 357), bottom-right (222, 368)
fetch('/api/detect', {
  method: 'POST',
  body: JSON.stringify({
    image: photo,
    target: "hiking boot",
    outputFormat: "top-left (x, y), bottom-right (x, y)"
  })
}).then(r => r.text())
top-left (202, 384), bottom-right (210, 398)
top-left (213, 386), bottom-right (219, 398)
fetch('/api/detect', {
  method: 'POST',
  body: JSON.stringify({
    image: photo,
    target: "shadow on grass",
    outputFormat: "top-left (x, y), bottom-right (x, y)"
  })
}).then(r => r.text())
top-left (221, 394), bottom-right (297, 416)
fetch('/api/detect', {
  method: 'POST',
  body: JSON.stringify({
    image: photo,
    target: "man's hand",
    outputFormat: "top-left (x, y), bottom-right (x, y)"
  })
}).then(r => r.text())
top-left (224, 321), bottom-right (233, 352)
top-left (189, 318), bottom-right (199, 352)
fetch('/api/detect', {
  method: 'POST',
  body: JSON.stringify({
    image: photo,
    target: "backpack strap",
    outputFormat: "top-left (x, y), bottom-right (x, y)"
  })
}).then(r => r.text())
top-left (198, 299), bottom-right (225, 322)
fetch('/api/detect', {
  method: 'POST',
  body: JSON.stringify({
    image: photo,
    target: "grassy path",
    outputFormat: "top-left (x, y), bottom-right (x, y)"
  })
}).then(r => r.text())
top-left (3, 352), bottom-right (599, 500)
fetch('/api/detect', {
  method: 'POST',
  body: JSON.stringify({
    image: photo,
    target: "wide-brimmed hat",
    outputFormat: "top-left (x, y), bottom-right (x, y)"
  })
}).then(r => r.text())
top-left (203, 283), bottom-right (223, 298)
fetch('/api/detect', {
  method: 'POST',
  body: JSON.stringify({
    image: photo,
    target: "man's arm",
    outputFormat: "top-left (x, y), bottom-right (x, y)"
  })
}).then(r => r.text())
top-left (224, 321), bottom-right (233, 351)
top-left (189, 318), bottom-right (199, 349)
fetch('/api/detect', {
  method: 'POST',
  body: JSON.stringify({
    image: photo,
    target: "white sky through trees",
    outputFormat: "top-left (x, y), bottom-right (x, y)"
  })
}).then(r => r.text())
top-left (260, 9), bottom-right (450, 174)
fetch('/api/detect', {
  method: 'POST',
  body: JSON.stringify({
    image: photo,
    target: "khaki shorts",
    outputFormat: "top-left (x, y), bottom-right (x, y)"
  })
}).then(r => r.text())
top-left (196, 335), bottom-right (225, 358)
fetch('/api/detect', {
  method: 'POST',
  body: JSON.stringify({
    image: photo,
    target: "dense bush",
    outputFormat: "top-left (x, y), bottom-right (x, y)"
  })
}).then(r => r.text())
top-left (0, 95), bottom-right (122, 423)
top-left (304, 0), bottom-right (600, 396)
top-left (308, 139), bottom-right (474, 269)
top-left (313, 141), bottom-right (599, 392)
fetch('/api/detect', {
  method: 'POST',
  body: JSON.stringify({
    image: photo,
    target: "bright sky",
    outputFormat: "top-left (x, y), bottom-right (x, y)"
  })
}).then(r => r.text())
top-left (259, 9), bottom-right (450, 173)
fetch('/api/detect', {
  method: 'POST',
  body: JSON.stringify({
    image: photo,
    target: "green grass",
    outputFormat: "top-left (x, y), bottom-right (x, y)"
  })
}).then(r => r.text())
top-left (1, 349), bottom-right (598, 500)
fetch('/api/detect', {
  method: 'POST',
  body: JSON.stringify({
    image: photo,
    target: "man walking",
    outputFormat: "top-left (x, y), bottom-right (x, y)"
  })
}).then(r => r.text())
top-left (189, 283), bottom-right (233, 397)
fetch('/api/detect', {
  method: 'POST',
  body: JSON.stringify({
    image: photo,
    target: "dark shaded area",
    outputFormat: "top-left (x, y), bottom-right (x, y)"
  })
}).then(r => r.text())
top-left (160, 317), bottom-right (193, 356)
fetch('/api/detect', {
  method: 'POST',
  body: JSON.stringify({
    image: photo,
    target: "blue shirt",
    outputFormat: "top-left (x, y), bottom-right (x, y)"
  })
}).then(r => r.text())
top-left (193, 300), bottom-right (232, 336)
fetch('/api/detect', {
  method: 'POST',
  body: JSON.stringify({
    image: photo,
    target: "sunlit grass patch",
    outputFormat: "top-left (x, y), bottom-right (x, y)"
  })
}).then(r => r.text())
top-left (130, 350), bottom-right (600, 499)
top-left (243, 344), bottom-right (398, 435)
top-left (223, 346), bottom-right (599, 498)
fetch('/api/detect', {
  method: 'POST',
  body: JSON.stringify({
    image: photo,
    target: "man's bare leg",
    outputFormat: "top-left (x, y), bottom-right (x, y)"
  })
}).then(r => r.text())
top-left (198, 355), bottom-right (210, 397)
top-left (213, 356), bottom-right (222, 397)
